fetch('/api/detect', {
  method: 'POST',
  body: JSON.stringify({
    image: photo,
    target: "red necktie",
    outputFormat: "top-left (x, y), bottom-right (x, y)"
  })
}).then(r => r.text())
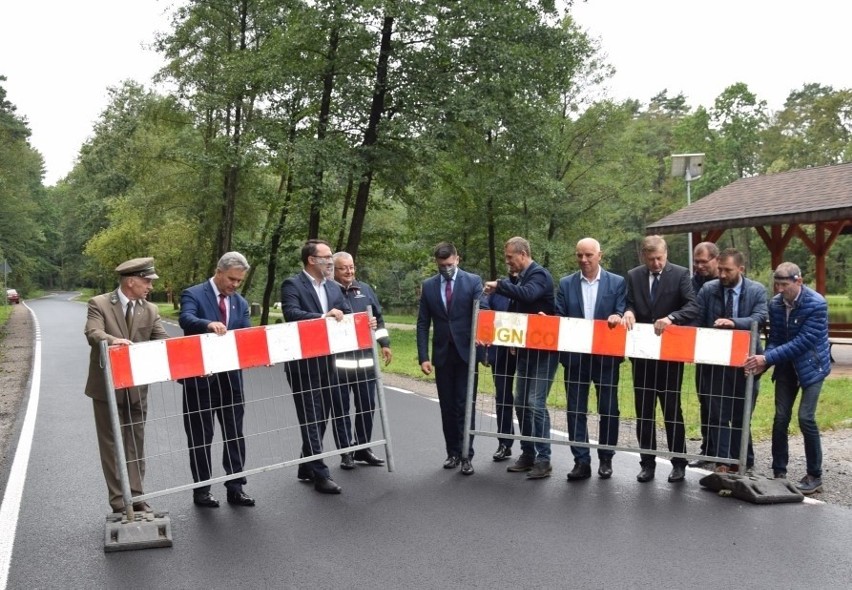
top-left (445, 278), bottom-right (453, 310)
top-left (218, 294), bottom-right (227, 324)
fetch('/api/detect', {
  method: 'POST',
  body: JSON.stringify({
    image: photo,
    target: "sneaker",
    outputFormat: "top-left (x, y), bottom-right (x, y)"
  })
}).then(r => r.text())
top-left (526, 461), bottom-right (553, 480)
top-left (796, 474), bottom-right (823, 495)
top-left (507, 454), bottom-right (535, 472)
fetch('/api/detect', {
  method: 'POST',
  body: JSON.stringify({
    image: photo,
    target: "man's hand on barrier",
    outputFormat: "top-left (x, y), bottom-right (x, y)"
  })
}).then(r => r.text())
top-left (621, 310), bottom-right (636, 330)
top-left (112, 338), bottom-right (133, 346)
top-left (381, 346), bottom-right (392, 366)
top-left (606, 314), bottom-right (621, 329)
top-left (713, 318), bottom-right (735, 329)
top-left (369, 317), bottom-right (378, 330)
top-left (420, 361), bottom-right (433, 375)
top-left (743, 354), bottom-right (767, 376)
top-left (653, 316), bottom-right (672, 336)
top-left (207, 321), bottom-right (228, 336)
top-left (325, 308), bottom-right (345, 321)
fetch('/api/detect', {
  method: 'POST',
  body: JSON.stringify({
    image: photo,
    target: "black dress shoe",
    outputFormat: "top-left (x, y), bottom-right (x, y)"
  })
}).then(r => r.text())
top-left (668, 465), bottom-right (686, 483)
top-left (193, 491), bottom-right (220, 507)
top-left (567, 461), bottom-right (592, 481)
top-left (443, 455), bottom-right (461, 469)
top-left (598, 458), bottom-right (613, 479)
top-left (314, 476), bottom-right (342, 494)
top-left (341, 452), bottom-right (356, 470)
top-left (460, 458), bottom-right (474, 475)
top-left (492, 444), bottom-right (512, 462)
top-left (636, 465), bottom-right (656, 483)
top-left (353, 448), bottom-right (385, 466)
top-left (132, 502), bottom-right (151, 512)
top-left (227, 490), bottom-right (256, 506)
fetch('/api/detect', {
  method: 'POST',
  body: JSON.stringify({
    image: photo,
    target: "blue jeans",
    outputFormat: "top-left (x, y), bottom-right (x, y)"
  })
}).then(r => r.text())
top-left (771, 365), bottom-right (823, 477)
top-left (515, 350), bottom-right (558, 463)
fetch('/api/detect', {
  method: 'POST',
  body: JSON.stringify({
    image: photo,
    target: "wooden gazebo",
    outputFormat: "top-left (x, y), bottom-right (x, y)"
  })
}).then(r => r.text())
top-left (646, 162), bottom-right (852, 294)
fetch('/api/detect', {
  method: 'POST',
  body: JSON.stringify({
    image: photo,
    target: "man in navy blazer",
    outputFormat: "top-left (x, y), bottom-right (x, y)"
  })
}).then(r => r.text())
top-left (622, 235), bottom-right (699, 484)
top-left (484, 237), bottom-right (559, 480)
top-left (180, 251), bottom-right (254, 507)
top-left (695, 248), bottom-right (767, 473)
top-left (417, 242), bottom-right (484, 476)
top-left (281, 239), bottom-right (353, 494)
top-left (555, 238), bottom-right (626, 481)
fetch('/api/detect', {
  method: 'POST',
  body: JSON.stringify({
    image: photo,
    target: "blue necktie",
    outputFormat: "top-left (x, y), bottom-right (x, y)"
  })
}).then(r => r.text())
top-left (650, 272), bottom-right (660, 303)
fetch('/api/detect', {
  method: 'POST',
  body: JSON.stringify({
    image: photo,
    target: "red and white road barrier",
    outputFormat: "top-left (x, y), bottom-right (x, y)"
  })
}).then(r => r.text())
top-left (109, 312), bottom-right (374, 389)
top-left (476, 310), bottom-right (750, 367)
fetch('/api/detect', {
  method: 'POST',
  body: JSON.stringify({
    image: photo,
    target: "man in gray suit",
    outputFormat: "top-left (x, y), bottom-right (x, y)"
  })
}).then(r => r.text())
top-left (84, 257), bottom-right (168, 513)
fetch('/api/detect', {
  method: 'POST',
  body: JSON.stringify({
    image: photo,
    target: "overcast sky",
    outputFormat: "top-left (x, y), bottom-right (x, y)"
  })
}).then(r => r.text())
top-left (2, 0), bottom-right (850, 185)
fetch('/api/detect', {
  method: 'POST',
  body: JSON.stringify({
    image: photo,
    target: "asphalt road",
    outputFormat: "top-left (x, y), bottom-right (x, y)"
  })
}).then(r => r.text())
top-left (3, 293), bottom-right (852, 589)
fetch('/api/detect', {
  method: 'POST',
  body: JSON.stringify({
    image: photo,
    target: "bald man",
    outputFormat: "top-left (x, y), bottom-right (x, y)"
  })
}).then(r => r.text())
top-left (555, 238), bottom-right (626, 480)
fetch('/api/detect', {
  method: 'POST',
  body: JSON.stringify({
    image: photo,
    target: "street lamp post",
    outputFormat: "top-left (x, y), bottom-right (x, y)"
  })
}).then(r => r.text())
top-left (670, 153), bottom-right (705, 273)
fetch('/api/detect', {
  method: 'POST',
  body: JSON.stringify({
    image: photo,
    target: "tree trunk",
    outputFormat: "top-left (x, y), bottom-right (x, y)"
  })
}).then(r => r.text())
top-left (344, 15), bottom-right (394, 259)
top-left (308, 24), bottom-right (340, 239)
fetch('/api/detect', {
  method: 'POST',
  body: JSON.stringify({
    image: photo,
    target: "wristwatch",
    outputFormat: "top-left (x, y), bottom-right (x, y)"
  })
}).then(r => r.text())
top-left (667, 314), bottom-right (676, 323)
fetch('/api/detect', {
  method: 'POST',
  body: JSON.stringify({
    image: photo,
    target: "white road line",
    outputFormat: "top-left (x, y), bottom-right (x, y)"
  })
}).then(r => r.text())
top-left (0, 306), bottom-right (41, 590)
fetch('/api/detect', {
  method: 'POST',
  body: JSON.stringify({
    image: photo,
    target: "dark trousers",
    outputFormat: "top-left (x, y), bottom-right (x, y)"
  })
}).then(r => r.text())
top-left (182, 374), bottom-right (247, 494)
top-left (491, 348), bottom-right (517, 447)
top-left (695, 366), bottom-right (710, 455)
top-left (632, 358), bottom-right (687, 467)
top-left (699, 364), bottom-right (758, 466)
top-left (434, 346), bottom-right (476, 459)
top-left (322, 383), bottom-right (354, 450)
top-left (287, 365), bottom-right (345, 479)
top-left (338, 369), bottom-right (378, 446)
top-left (563, 353), bottom-right (621, 463)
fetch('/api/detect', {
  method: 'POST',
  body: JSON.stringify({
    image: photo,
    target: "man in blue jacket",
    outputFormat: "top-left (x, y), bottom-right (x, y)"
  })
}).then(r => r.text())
top-left (744, 262), bottom-right (831, 495)
top-left (555, 238), bottom-right (626, 481)
top-left (180, 251), bottom-right (255, 507)
top-left (695, 248), bottom-right (767, 473)
top-left (484, 237), bottom-right (558, 480)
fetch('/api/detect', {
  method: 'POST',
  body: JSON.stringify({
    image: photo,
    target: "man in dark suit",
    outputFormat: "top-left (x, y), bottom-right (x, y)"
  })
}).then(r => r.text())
top-left (281, 239), bottom-right (353, 494)
top-left (690, 241), bottom-right (720, 468)
top-left (179, 251), bottom-right (255, 508)
top-left (484, 237), bottom-right (558, 480)
top-left (333, 251), bottom-right (391, 468)
top-left (695, 248), bottom-right (767, 474)
top-left (555, 238), bottom-right (626, 481)
top-left (621, 235), bottom-right (699, 484)
top-left (417, 242), bottom-right (484, 476)
top-left (483, 277), bottom-right (516, 462)
top-left (84, 257), bottom-right (168, 513)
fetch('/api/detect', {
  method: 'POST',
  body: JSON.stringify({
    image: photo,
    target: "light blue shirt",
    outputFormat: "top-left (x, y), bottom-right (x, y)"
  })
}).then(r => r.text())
top-left (580, 268), bottom-right (601, 320)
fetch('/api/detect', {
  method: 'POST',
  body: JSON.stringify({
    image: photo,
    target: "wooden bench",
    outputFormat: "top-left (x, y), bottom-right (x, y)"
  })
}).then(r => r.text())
top-left (829, 322), bottom-right (852, 362)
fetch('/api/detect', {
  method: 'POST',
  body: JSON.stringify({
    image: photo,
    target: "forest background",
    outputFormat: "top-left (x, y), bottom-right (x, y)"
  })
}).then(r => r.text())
top-left (2, 0), bottom-right (852, 320)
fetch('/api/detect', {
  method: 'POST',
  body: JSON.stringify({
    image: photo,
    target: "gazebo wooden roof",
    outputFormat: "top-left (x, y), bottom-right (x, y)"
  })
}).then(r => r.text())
top-left (646, 162), bottom-right (852, 293)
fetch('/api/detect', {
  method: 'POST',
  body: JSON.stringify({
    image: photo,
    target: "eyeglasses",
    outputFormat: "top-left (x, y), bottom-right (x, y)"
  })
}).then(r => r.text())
top-left (694, 258), bottom-right (715, 265)
top-left (335, 265), bottom-right (355, 272)
top-left (311, 256), bottom-right (333, 263)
